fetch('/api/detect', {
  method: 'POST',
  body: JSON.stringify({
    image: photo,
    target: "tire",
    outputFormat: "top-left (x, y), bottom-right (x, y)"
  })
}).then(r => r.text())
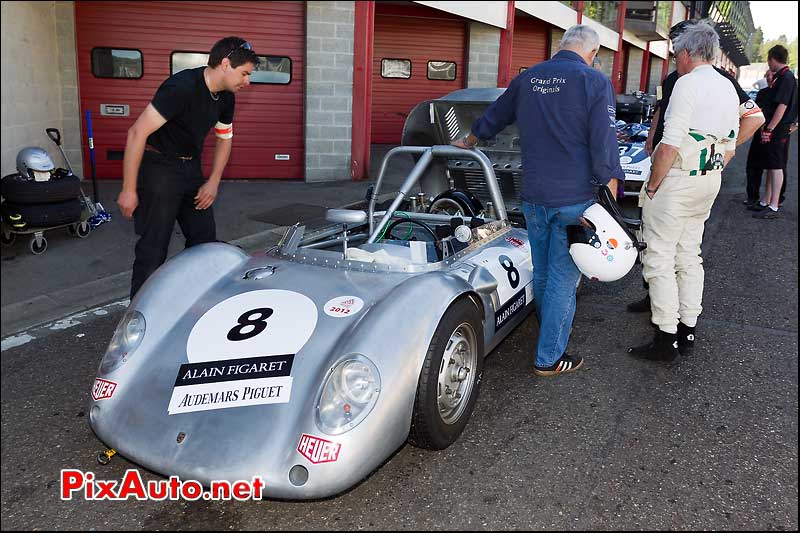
top-left (428, 189), bottom-right (482, 218)
top-left (1, 231), bottom-right (15, 247)
top-left (2, 199), bottom-right (83, 227)
top-left (68, 221), bottom-right (91, 238)
top-left (1, 172), bottom-right (82, 204)
top-left (409, 297), bottom-right (484, 450)
top-left (29, 236), bottom-right (47, 255)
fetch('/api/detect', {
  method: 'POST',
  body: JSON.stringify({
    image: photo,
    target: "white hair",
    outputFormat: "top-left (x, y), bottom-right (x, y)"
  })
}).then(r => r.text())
top-left (672, 20), bottom-right (719, 62)
top-left (560, 25), bottom-right (600, 54)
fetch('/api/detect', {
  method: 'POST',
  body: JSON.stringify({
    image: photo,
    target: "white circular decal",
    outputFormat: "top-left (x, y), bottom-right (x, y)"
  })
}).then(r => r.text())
top-left (324, 296), bottom-right (364, 318)
top-left (186, 289), bottom-right (317, 363)
top-left (620, 156), bottom-right (633, 164)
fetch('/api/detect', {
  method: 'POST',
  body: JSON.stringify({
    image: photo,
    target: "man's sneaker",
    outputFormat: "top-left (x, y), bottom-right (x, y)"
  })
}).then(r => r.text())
top-left (628, 329), bottom-right (679, 362)
top-left (676, 322), bottom-right (695, 357)
top-left (626, 294), bottom-right (651, 313)
top-left (534, 353), bottom-right (584, 377)
top-left (742, 198), bottom-right (757, 206)
top-left (753, 208), bottom-right (780, 219)
top-left (747, 203), bottom-right (767, 212)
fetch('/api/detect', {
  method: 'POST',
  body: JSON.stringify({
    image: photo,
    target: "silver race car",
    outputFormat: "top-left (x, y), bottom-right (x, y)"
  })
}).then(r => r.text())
top-left (89, 146), bottom-right (538, 499)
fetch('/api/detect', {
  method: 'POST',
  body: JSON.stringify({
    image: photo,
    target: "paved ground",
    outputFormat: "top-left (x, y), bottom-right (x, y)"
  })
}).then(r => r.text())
top-left (0, 146), bottom-right (797, 529)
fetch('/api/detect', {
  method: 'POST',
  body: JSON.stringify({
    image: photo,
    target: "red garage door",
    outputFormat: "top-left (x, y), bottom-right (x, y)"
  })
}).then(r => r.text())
top-left (511, 15), bottom-right (549, 75)
top-left (75, 1), bottom-right (304, 179)
top-left (371, 3), bottom-right (467, 144)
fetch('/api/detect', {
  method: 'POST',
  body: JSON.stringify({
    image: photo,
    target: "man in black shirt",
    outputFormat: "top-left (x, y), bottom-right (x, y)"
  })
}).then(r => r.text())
top-left (743, 69), bottom-right (793, 206)
top-left (748, 44), bottom-right (798, 219)
top-left (118, 37), bottom-right (259, 298)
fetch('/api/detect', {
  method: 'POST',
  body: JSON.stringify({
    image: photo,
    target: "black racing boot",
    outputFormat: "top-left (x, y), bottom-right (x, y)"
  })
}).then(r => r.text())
top-left (627, 329), bottom-right (679, 362)
top-left (676, 322), bottom-right (695, 357)
top-left (626, 293), bottom-right (651, 313)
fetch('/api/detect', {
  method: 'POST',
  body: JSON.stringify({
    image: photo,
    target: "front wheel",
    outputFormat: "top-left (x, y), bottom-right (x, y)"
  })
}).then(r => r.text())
top-left (409, 298), bottom-right (484, 450)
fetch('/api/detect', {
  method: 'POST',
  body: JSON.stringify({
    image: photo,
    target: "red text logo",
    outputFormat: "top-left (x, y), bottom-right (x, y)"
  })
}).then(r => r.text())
top-left (297, 433), bottom-right (341, 464)
top-left (92, 378), bottom-right (118, 401)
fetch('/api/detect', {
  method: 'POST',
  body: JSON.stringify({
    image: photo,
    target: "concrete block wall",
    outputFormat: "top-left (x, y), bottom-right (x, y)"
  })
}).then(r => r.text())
top-left (55, 1), bottom-right (82, 177)
top-left (305, 1), bottom-right (354, 182)
top-left (648, 57), bottom-right (664, 94)
top-left (1, 1), bottom-right (82, 178)
top-left (467, 22), bottom-right (500, 88)
top-left (625, 47), bottom-right (644, 94)
top-left (550, 28), bottom-right (565, 58)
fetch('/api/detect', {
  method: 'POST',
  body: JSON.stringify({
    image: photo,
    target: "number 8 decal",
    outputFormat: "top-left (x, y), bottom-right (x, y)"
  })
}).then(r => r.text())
top-left (499, 255), bottom-right (520, 289)
top-left (227, 307), bottom-right (274, 341)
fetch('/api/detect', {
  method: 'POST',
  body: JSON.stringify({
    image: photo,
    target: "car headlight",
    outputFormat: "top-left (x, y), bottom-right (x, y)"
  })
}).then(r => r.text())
top-left (316, 355), bottom-right (381, 435)
top-left (98, 310), bottom-right (146, 374)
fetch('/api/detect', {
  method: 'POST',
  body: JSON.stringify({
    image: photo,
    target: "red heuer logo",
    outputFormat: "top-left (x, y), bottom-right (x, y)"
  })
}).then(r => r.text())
top-left (506, 236), bottom-right (524, 247)
top-left (297, 433), bottom-right (341, 464)
top-left (92, 378), bottom-right (118, 401)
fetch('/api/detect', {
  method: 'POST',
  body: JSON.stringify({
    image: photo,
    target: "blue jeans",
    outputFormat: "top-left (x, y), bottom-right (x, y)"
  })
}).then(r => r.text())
top-left (522, 199), bottom-right (594, 367)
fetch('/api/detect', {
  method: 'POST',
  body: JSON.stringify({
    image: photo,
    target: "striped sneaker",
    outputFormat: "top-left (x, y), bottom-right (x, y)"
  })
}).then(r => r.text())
top-left (534, 353), bottom-right (584, 377)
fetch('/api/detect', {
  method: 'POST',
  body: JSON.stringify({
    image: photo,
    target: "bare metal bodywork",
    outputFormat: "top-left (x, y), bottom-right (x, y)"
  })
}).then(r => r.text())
top-left (89, 146), bottom-right (537, 499)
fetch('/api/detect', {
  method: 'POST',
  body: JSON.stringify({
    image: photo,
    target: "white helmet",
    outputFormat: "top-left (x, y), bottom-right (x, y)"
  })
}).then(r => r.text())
top-left (567, 186), bottom-right (646, 282)
top-left (17, 147), bottom-right (55, 181)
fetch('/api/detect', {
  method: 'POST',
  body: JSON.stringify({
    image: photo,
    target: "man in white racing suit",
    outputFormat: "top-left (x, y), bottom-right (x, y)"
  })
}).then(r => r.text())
top-left (628, 21), bottom-right (750, 362)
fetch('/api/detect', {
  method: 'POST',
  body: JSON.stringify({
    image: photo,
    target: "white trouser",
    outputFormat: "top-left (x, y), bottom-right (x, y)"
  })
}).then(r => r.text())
top-left (639, 170), bottom-right (722, 333)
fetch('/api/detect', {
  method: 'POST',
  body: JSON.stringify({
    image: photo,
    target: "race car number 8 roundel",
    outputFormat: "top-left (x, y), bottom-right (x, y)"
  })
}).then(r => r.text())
top-left (186, 289), bottom-right (318, 363)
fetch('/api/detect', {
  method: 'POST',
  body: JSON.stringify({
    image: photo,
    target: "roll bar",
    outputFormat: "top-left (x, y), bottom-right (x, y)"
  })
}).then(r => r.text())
top-left (367, 145), bottom-right (506, 244)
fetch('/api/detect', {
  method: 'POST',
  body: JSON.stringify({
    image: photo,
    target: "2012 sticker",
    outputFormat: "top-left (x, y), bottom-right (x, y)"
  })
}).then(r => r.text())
top-left (324, 296), bottom-right (364, 318)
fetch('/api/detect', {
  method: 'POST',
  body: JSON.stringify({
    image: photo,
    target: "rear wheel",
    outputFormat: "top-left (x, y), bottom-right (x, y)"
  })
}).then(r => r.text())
top-left (409, 298), bottom-right (484, 450)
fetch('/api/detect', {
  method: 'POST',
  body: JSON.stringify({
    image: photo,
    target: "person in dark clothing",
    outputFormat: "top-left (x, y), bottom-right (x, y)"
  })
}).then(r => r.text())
top-left (628, 20), bottom-right (764, 314)
top-left (453, 25), bottom-right (622, 377)
top-left (743, 70), bottom-right (792, 206)
top-left (747, 44), bottom-right (798, 219)
top-left (118, 37), bottom-right (259, 299)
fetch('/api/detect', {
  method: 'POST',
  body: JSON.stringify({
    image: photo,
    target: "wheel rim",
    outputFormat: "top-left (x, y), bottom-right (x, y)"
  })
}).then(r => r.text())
top-left (429, 198), bottom-right (465, 217)
top-left (437, 321), bottom-right (478, 425)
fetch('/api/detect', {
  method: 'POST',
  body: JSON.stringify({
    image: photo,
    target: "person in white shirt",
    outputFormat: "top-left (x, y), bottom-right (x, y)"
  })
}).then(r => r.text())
top-left (628, 21), bottom-right (748, 362)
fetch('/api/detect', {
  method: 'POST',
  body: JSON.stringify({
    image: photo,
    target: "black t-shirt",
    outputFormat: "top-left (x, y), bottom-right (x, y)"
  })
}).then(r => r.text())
top-left (147, 67), bottom-right (235, 158)
top-left (765, 67), bottom-right (798, 125)
top-left (652, 66), bottom-right (750, 146)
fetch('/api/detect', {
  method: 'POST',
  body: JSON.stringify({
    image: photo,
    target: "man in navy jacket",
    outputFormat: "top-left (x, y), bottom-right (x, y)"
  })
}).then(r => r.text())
top-left (453, 24), bottom-right (623, 377)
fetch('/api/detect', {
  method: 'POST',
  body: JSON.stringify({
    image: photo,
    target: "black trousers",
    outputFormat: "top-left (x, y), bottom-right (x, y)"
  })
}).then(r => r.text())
top-left (131, 151), bottom-right (216, 298)
top-left (745, 129), bottom-right (790, 202)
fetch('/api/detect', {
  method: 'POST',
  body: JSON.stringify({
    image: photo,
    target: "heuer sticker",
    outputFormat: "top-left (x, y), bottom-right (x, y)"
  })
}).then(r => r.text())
top-left (324, 295), bottom-right (364, 318)
top-left (92, 378), bottom-right (118, 401)
top-left (297, 433), bottom-right (341, 464)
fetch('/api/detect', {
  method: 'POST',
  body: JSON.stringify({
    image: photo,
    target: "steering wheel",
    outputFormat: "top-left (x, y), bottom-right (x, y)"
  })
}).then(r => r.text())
top-left (384, 218), bottom-right (438, 242)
